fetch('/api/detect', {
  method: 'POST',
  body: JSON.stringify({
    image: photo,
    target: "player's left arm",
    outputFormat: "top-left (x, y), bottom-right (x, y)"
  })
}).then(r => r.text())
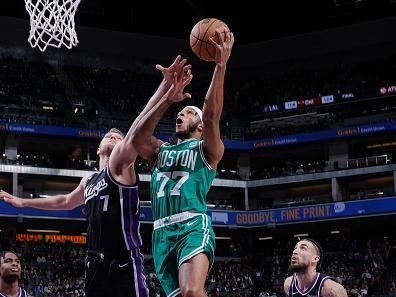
top-left (283, 276), bottom-right (293, 297)
top-left (202, 30), bottom-right (234, 169)
top-left (321, 279), bottom-right (348, 297)
top-left (109, 56), bottom-right (191, 184)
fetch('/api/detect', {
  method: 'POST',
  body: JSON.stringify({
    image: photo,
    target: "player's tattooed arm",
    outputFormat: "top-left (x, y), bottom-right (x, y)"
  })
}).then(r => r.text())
top-left (283, 276), bottom-right (293, 297)
top-left (321, 279), bottom-right (348, 297)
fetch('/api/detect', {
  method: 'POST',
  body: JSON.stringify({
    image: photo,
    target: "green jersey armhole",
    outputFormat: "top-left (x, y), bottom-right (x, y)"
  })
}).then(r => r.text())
top-left (199, 140), bottom-right (214, 171)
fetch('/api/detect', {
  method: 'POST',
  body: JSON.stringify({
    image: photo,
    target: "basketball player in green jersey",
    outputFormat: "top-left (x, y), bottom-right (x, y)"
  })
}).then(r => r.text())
top-left (132, 29), bottom-right (234, 297)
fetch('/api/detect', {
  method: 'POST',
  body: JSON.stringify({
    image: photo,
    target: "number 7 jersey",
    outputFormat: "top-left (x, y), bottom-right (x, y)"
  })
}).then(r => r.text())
top-left (151, 139), bottom-right (216, 220)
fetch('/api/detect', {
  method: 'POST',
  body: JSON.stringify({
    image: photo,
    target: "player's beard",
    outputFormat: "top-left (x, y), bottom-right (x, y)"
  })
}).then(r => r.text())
top-left (2, 271), bottom-right (20, 283)
top-left (176, 122), bottom-right (200, 140)
top-left (176, 129), bottom-right (189, 140)
top-left (288, 262), bottom-right (309, 273)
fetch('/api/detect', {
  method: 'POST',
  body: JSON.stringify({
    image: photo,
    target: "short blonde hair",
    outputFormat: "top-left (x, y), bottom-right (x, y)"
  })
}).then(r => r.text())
top-left (105, 128), bottom-right (125, 139)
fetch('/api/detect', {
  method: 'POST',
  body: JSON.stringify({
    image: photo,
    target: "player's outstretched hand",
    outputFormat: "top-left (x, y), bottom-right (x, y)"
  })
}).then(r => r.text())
top-left (166, 70), bottom-right (193, 103)
top-left (0, 190), bottom-right (24, 208)
top-left (156, 55), bottom-right (192, 85)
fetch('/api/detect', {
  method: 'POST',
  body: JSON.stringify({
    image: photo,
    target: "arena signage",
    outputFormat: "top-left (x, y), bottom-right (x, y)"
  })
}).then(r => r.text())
top-left (1, 197), bottom-right (396, 227)
top-left (248, 121), bottom-right (396, 150)
top-left (321, 95), bottom-right (334, 104)
top-left (297, 97), bottom-right (321, 107)
top-left (285, 100), bottom-right (298, 110)
top-left (0, 121), bottom-right (394, 150)
top-left (209, 197), bottom-right (396, 227)
top-left (0, 122), bottom-right (106, 139)
top-left (379, 85), bottom-right (396, 95)
top-left (263, 104), bottom-right (282, 112)
top-left (209, 197), bottom-right (396, 226)
top-left (341, 92), bottom-right (354, 99)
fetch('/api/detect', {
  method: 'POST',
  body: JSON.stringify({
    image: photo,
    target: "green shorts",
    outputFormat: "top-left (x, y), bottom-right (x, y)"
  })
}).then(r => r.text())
top-left (152, 212), bottom-right (215, 297)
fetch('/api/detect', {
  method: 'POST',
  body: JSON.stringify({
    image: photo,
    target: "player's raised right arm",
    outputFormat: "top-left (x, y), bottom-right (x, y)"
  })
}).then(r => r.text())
top-left (0, 175), bottom-right (88, 210)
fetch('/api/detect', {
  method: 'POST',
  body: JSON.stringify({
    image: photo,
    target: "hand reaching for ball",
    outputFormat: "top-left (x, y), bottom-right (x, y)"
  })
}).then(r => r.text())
top-left (190, 18), bottom-right (234, 62)
top-left (208, 29), bottom-right (234, 67)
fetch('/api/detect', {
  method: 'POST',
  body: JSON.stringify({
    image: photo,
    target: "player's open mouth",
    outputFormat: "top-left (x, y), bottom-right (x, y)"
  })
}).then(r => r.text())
top-left (176, 118), bottom-right (183, 125)
top-left (10, 268), bottom-right (19, 272)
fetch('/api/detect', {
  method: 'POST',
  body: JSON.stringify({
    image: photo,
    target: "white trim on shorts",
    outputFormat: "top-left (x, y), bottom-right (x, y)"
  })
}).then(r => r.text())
top-left (153, 211), bottom-right (201, 230)
top-left (131, 256), bottom-right (140, 297)
top-left (168, 288), bottom-right (181, 297)
top-left (178, 214), bottom-right (211, 267)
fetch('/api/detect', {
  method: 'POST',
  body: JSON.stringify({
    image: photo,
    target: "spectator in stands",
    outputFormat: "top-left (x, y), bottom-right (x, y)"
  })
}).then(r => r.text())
top-left (0, 233), bottom-right (393, 297)
top-left (284, 239), bottom-right (347, 297)
top-left (0, 250), bottom-right (31, 297)
top-left (390, 281), bottom-right (396, 295)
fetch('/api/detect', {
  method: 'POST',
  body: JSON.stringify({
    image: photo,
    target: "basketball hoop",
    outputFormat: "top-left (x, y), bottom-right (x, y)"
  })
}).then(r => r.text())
top-left (24, 0), bottom-right (82, 52)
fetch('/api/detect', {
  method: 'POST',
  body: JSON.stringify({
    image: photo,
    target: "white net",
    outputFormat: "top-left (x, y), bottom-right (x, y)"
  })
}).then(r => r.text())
top-left (24, 0), bottom-right (82, 52)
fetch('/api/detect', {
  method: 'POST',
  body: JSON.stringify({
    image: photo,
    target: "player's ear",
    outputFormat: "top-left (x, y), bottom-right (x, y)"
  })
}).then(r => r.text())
top-left (97, 146), bottom-right (101, 156)
top-left (313, 255), bottom-right (320, 265)
top-left (197, 122), bottom-right (203, 133)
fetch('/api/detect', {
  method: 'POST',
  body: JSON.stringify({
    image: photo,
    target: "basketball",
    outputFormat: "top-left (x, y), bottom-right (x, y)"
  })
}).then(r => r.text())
top-left (190, 18), bottom-right (230, 62)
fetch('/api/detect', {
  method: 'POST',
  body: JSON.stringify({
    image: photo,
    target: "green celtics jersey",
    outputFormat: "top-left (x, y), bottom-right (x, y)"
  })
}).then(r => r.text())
top-left (151, 138), bottom-right (216, 220)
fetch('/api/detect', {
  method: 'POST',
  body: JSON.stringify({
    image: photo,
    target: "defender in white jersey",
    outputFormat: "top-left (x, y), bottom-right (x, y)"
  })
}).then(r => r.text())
top-left (132, 30), bottom-right (234, 297)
